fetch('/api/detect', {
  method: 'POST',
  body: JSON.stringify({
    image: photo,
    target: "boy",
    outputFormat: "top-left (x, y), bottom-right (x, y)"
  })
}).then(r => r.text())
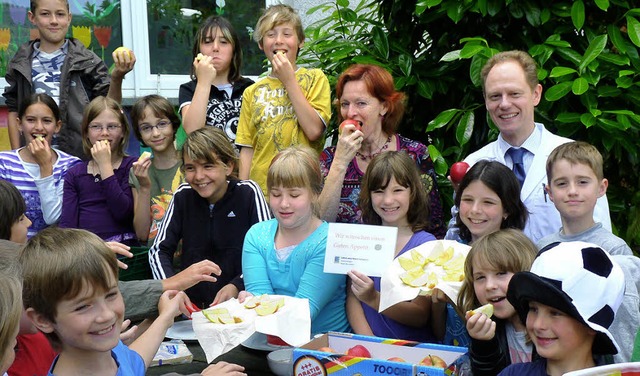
top-left (500, 241), bottom-right (625, 376)
top-left (235, 4), bottom-right (331, 195)
top-left (149, 127), bottom-right (271, 308)
top-left (538, 141), bottom-right (640, 362)
top-left (20, 227), bottom-right (186, 374)
top-left (3, 0), bottom-right (135, 158)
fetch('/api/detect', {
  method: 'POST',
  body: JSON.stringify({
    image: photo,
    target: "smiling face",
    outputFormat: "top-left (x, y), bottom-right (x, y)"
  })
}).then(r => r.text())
top-left (472, 257), bottom-right (517, 321)
top-left (137, 108), bottom-right (175, 154)
top-left (17, 102), bottom-right (61, 145)
top-left (28, 0), bottom-right (71, 52)
top-left (484, 61), bottom-right (542, 146)
top-left (87, 110), bottom-right (124, 153)
top-left (340, 80), bottom-right (387, 139)
top-left (46, 276), bottom-right (124, 355)
top-left (269, 185), bottom-right (315, 231)
top-left (370, 177), bottom-right (410, 228)
top-left (547, 159), bottom-right (607, 230)
top-left (200, 26), bottom-right (234, 78)
top-left (526, 301), bottom-right (595, 363)
top-left (459, 180), bottom-right (506, 243)
top-left (259, 22), bottom-right (303, 66)
top-left (183, 153), bottom-right (231, 204)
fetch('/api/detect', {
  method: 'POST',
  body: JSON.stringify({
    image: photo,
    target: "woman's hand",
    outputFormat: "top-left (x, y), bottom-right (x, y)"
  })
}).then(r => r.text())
top-left (347, 269), bottom-right (378, 307)
top-left (334, 124), bottom-right (364, 166)
top-left (465, 310), bottom-right (496, 341)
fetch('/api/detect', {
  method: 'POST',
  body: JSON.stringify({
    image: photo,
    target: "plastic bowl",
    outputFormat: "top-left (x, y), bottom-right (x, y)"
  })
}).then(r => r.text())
top-left (267, 348), bottom-right (294, 376)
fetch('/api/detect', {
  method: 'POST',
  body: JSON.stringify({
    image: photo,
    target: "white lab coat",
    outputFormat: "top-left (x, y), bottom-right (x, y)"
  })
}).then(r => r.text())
top-left (463, 123), bottom-right (611, 243)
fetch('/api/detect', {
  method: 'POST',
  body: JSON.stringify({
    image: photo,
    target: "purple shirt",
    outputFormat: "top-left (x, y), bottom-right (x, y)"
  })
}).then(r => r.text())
top-left (60, 156), bottom-right (137, 244)
top-left (361, 230), bottom-right (438, 342)
top-left (319, 134), bottom-right (446, 239)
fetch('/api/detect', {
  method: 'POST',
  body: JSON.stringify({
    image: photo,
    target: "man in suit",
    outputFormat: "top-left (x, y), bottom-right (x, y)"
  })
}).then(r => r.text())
top-left (450, 50), bottom-right (611, 243)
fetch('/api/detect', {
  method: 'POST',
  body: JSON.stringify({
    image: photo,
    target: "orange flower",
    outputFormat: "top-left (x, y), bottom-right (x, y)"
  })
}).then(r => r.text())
top-left (73, 26), bottom-right (92, 48)
top-left (94, 26), bottom-right (112, 49)
top-left (0, 29), bottom-right (10, 51)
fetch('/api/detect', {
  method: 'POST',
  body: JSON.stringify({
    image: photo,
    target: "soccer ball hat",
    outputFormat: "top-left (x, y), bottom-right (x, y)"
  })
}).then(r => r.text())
top-left (507, 241), bottom-right (625, 355)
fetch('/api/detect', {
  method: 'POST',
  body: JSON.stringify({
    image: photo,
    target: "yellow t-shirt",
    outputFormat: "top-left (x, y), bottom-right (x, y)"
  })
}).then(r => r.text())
top-left (235, 67), bottom-right (331, 194)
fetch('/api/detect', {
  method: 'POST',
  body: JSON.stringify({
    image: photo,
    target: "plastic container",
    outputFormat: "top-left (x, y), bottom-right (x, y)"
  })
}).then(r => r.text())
top-left (267, 348), bottom-right (293, 376)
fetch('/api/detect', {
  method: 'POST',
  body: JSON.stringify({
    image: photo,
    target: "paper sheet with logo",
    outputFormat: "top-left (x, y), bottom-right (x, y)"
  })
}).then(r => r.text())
top-left (324, 223), bottom-right (397, 277)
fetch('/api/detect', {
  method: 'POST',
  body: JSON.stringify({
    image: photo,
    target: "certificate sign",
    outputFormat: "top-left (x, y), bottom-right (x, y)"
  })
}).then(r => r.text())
top-left (324, 223), bottom-right (397, 277)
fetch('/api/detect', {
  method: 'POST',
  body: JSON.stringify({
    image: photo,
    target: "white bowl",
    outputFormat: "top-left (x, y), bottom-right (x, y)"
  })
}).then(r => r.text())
top-left (267, 348), bottom-right (294, 376)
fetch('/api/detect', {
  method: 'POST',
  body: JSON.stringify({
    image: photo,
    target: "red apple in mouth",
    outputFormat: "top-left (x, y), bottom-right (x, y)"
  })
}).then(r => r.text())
top-left (450, 161), bottom-right (470, 185)
top-left (338, 119), bottom-right (363, 134)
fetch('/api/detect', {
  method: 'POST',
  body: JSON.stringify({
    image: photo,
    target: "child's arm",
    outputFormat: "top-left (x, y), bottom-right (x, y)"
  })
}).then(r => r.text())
top-left (98, 158), bottom-right (135, 223)
top-left (106, 49), bottom-right (136, 103)
top-left (202, 362), bottom-right (246, 376)
top-left (130, 158), bottom-right (152, 241)
top-left (238, 147), bottom-right (254, 181)
top-left (149, 190), bottom-right (183, 279)
top-left (270, 56), bottom-right (327, 142)
top-left (7, 112), bottom-right (21, 149)
top-left (128, 290), bottom-right (187, 368)
top-left (59, 167), bottom-right (80, 228)
top-left (241, 225), bottom-right (276, 295)
top-left (346, 281), bottom-right (375, 335)
top-left (181, 57), bottom-right (217, 134)
top-left (465, 311), bottom-right (497, 341)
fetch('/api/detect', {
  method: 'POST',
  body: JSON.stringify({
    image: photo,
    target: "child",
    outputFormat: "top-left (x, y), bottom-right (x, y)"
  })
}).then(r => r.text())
top-left (500, 241), bottom-right (625, 376)
top-left (242, 146), bottom-right (350, 335)
top-left (454, 160), bottom-right (529, 244)
top-left (347, 151), bottom-right (444, 342)
top-left (0, 242), bottom-right (22, 376)
top-left (457, 229), bottom-right (539, 375)
top-left (3, 0), bottom-right (135, 158)
top-left (149, 127), bottom-right (272, 308)
top-left (20, 227), bottom-right (187, 374)
top-left (179, 15), bottom-right (254, 142)
top-left (129, 95), bottom-right (184, 244)
top-left (59, 96), bottom-right (138, 245)
top-left (538, 141), bottom-right (639, 362)
top-left (236, 4), bottom-right (331, 195)
top-left (0, 93), bottom-right (80, 239)
top-left (0, 180), bottom-right (32, 244)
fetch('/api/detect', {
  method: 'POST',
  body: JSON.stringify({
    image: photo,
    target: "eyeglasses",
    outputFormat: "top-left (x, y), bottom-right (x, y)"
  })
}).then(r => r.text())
top-left (139, 120), bottom-right (172, 135)
top-left (88, 124), bottom-right (122, 133)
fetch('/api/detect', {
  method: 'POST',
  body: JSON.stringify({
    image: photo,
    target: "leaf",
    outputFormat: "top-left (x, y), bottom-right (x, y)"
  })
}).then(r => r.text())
top-left (555, 112), bottom-right (582, 123)
top-left (417, 80), bottom-right (435, 99)
top-left (427, 109), bottom-right (459, 132)
top-left (549, 66), bottom-right (577, 78)
top-left (371, 26), bottom-right (389, 59)
top-left (571, 0), bottom-right (585, 30)
top-left (580, 113), bottom-right (597, 127)
top-left (469, 54), bottom-right (486, 87)
top-left (627, 16), bottom-right (640, 48)
top-left (428, 145), bottom-right (448, 176)
top-left (594, 0), bottom-right (609, 11)
top-left (597, 85), bottom-right (621, 97)
top-left (598, 53), bottom-right (629, 66)
top-left (545, 81), bottom-right (573, 101)
top-left (416, 0), bottom-right (443, 15)
top-left (460, 44), bottom-right (485, 59)
top-left (616, 76), bottom-right (633, 88)
top-left (398, 54), bottom-right (413, 77)
top-left (440, 50), bottom-right (461, 62)
top-left (578, 35), bottom-right (607, 73)
top-left (572, 77), bottom-right (589, 95)
top-left (607, 24), bottom-right (628, 54)
top-left (456, 111), bottom-right (475, 145)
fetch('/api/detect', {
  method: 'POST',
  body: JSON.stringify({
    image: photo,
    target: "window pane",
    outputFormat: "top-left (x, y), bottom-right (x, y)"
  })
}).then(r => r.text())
top-left (146, 0), bottom-right (265, 76)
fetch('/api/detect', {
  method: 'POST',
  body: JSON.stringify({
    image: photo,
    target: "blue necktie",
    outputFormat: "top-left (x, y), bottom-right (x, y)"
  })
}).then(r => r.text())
top-left (508, 147), bottom-right (526, 188)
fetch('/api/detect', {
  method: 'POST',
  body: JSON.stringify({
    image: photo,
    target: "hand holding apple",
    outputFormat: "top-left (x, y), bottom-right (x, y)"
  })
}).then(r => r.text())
top-left (449, 161), bottom-right (470, 185)
top-left (338, 119), bottom-right (362, 135)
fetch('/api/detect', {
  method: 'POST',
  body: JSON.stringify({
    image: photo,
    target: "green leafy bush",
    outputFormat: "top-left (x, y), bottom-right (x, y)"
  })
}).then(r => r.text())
top-left (300, 0), bottom-right (640, 250)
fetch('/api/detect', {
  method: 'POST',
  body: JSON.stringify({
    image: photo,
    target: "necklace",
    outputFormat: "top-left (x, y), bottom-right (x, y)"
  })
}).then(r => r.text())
top-left (356, 135), bottom-right (392, 161)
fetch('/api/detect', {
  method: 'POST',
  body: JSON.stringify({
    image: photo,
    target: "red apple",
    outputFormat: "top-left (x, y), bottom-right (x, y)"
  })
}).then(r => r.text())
top-left (419, 354), bottom-right (447, 368)
top-left (338, 119), bottom-right (362, 134)
top-left (387, 357), bottom-right (406, 363)
top-left (449, 161), bottom-right (470, 184)
top-left (346, 344), bottom-right (371, 358)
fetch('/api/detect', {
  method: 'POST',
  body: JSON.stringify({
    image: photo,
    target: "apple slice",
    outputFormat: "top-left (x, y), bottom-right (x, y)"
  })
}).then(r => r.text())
top-left (196, 53), bottom-right (205, 61)
top-left (255, 300), bottom-right (279, 316)
top-left (244, 296), bottom-right (261, 309)
top-left (468, 303), bottom-right (494, 318)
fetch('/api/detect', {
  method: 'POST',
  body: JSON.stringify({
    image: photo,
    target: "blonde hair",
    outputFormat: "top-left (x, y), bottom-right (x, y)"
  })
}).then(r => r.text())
top-left (253, 4), bottom-right (304, 46)
top-left (81, 96), bottom-right (130, 157)
top-left (457, 229), bottom-right (538, 314)
top-left (181, 127), bottom-right (238, 179)
top-left (0, 241), bottom-right (22, 372)
top-left (267, 146), bottom-right (322, 214)
top-left (20, 227), bottom-right (119, 350)
top-left (546, 141), bottom-right (604, 181)
top-left (481, 50), bottom-right (539, 93)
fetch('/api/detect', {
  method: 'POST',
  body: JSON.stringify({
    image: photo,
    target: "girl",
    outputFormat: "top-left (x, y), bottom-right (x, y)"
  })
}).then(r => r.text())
top-left (347, 151), bottom-right (445, 342)
top-left (149, 127), bottom-right (272, 308)
top-left (129, 95), bottom-right (184, 244)
top-left (241, 146), bottom-right (351, 335)
top-left (0, 180), bottom-right (32, 244)
top-left (457, 229), bottom-right (539, 375)
top-left (60, 96), bottom-right (138, 245)
top-left (0, 93), bottom-right (80, 238)
top-left (455, 160), bottom-right (528, 244)
top-left (179, 15), bottom-right (254, 141)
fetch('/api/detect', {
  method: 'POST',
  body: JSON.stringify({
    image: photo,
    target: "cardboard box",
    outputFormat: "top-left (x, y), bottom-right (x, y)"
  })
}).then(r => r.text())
top-left (292, 332), bottom-right (468, 376)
